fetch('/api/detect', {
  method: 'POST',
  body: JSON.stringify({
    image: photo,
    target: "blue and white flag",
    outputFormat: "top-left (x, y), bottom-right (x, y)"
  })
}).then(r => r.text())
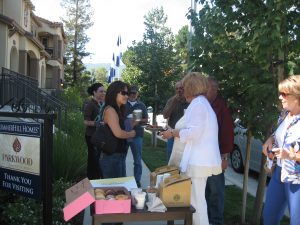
top-left (108, 53), bottom-right (116, 83)
top-left (108, 35), bottom-right (123, 83)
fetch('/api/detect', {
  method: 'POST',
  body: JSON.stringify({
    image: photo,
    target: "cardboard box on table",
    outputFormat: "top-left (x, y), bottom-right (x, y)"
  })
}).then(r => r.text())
top-left (158, 174), bottom-right (191, 207)
top-left (150, 165), bottom-right (179, 187)
top-left (63, 177), bottom-right (136, 221)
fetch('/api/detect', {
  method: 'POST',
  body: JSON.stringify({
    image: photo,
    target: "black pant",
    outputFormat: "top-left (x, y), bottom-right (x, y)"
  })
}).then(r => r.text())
top-left (85, 135), bottom-right (102, 179)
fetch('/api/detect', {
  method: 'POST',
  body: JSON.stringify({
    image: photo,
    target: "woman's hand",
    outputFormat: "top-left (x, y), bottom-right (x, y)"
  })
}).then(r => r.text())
top-left (160, 129), bottom-right (173, 139)
top-left (128, 130), bottom-right (136, 138)
top-left (272, 148), bottom-right (291, 159)
top-left (262, 136), bottom-right (274, 159)
top-left (132, 119), bottom-right (139, 127)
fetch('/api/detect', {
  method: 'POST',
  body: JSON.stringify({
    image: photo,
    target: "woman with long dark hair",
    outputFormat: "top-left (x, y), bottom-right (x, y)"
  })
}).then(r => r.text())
top-left (100, 81), bottom-right (136, 178)
top-left (83, 82), bottom-right (105, 179)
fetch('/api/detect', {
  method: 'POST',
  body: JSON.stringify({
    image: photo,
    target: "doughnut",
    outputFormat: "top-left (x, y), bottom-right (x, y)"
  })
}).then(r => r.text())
top-left (115, 194), bottom-right (129, 200)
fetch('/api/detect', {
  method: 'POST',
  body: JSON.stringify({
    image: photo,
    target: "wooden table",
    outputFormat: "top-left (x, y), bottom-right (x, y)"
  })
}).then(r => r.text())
top-left (92, 205), bottom-right (195, 225)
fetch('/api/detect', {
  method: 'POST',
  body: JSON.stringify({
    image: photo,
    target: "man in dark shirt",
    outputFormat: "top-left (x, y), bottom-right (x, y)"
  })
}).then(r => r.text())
top-left (205, 76), bottom-right (234, 225)
top-left (162, 81), bottom-right (189, 161)
top-left (125, 85), bottom-right (148, 187)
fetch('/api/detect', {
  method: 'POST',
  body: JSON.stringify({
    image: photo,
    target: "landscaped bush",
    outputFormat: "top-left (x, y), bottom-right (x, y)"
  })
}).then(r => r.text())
top-left (53, 111), bottom-right (87, 181)
top-left (0, 178), bottom-right (82, 225)
top-left (59, 86), bottom-right (84, 112)
top-left (53, 86), bottom-right (92, 181)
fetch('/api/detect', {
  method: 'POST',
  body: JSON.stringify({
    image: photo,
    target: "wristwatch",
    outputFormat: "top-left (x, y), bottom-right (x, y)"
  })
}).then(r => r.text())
top-left (221, 156), bottom-right (228, 161)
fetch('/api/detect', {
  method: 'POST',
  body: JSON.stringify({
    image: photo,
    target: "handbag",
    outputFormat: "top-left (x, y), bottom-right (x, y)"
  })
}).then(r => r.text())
top-left (91, 123), bottom-right (119, 155)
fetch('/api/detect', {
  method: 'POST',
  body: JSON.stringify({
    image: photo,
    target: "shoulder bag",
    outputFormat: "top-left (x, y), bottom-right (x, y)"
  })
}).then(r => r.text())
top-left (91, 123), bottom-right (119, 155)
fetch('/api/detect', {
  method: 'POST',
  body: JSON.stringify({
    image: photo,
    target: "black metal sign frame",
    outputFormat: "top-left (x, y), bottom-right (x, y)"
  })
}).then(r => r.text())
top-left (0, 112), bottom-right (54, 225)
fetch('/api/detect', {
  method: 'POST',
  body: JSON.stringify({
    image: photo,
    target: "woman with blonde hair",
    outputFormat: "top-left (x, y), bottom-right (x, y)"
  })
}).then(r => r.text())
top-left (262, 75), bottom-right (300, 225)
top-left (161, 72), bottom-right (222, 225)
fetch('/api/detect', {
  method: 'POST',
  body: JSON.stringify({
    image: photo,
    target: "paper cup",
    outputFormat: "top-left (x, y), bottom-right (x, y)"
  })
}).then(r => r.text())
top-left (133, 109), bottom-right (142, 121)
top-left (135, 192), bottom-right (146, 209)
top-left (131, 188), bottom-right (142, 205)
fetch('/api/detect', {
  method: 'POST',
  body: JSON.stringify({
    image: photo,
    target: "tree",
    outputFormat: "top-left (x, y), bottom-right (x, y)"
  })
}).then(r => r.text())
top-left (122, 7), bottom-right (181, 122)
top-left (91, 67), bottom-right (108, 84)
top-left (188, 0), bottom-right (300, 223)
top-left (174, 25), bottom-right (189, 74)
top-left (61, 0), bottom-right (94, 85)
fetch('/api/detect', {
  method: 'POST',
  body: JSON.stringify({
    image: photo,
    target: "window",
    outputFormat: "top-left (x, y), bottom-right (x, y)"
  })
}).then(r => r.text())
top-left (24, 8), bottom-right (28, 27)
top-left (58, 40), bottom-right (62, 58)
top-left (42, 38), bottom-right (48, 48)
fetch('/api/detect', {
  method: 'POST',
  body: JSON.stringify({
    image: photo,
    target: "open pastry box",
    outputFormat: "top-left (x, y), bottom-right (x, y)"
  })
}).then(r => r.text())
top-left (150, 165), bottom-right (179, 187)
top-left (94, 186), bottom-right (131, 215)
top-left (63, 178), bottom-right (131, 221)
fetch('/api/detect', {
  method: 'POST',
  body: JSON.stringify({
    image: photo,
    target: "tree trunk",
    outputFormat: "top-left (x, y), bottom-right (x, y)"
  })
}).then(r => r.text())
top-left (251, 124), bottom-right (274, 225)
top-left (241, 127), bottom-right (252, 224)
top-left (251, 155), bottom-right (267, 225)
top-left (151, 83), bottom-right (158, 147)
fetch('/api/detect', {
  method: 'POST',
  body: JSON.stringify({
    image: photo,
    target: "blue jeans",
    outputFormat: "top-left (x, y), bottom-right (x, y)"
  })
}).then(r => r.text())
top-left (127, 137), bottom-right (143, 183)
top-left (205, 172), bottom-right (225, 225)
top-left (166, 137), bottom-right (174, 162)
top-left (263, 165), bottom-right (300, 225)
top-left (99, 152), bottom-right (126, 178)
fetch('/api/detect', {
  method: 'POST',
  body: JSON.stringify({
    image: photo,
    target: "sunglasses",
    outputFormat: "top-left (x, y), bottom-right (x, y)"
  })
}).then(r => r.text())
top-left (120, 91), bottom-right (129, 96)
top-left (279, 92), bottom-right (291, 98)
top-left (129, 91), bottom-right (137, 95)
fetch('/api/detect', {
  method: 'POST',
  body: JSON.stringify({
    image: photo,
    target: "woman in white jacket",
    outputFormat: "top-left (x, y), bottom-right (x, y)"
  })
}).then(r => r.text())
top-left (161, 72), bottom-right (222, 225)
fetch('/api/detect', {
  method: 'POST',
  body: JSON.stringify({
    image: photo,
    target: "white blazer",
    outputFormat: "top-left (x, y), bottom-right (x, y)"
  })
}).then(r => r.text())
top-left (179, 96), bottom-right (222, 174)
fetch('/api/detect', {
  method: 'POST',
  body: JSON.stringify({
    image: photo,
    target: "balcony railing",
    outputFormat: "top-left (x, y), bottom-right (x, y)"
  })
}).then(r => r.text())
top-left (0, 68), bottom-right (67, 129)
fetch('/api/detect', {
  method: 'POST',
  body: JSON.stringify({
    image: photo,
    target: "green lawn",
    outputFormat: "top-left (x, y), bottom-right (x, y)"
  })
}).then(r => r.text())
top-left (142, 132), bottom-right (290, 225)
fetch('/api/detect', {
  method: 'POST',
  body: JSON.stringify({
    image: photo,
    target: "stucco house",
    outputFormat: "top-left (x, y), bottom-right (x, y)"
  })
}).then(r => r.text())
top-left (0, 0), bottom-right (66, 92)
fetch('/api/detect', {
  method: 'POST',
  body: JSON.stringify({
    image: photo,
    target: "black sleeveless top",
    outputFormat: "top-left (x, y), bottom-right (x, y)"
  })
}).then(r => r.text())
top-left (115, 117), bottom-right (126, 154)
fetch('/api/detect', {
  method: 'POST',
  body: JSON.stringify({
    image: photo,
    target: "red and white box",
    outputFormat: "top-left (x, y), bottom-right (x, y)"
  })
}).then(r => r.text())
top-left (63, 178), bottom-right (95, 221)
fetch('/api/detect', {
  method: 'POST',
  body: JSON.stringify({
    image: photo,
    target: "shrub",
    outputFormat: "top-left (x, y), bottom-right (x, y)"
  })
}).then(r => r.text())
top-left (53, 111), bottom-right (87, 181)
top-left (1, 179), bottom-right (81, 225)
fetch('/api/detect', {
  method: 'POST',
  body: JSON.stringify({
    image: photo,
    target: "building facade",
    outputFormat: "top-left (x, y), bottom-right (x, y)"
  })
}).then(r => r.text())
top-left (0, 0), bottom-right (66, 91)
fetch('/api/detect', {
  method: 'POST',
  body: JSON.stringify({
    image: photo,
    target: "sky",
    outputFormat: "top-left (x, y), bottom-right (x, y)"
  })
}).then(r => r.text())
top-left (31, 0), bottom-right (191, 64)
